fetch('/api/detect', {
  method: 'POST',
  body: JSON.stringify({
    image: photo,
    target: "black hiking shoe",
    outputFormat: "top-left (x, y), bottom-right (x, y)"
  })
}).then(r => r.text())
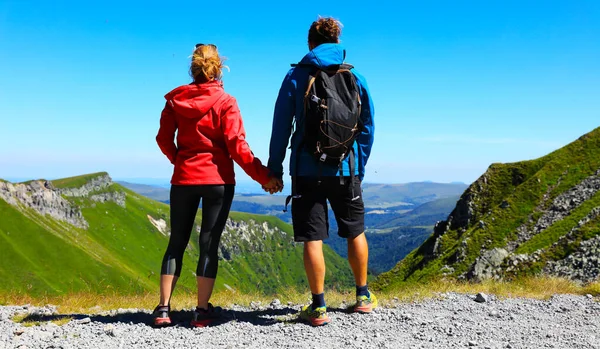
top-left (190, 303), bottom-right (223, 327)
top-left (152, 305), bottom-right (171, 327)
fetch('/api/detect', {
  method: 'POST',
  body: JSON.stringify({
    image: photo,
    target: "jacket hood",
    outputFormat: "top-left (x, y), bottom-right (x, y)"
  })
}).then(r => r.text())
top-left (299, 43), bottom-right (346, 68)
top-left (164, 81), bottom-right (225, 118)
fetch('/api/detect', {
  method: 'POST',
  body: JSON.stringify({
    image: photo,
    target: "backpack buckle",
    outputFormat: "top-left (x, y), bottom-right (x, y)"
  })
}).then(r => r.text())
top-left (320, 153), bottom-right (327, 162)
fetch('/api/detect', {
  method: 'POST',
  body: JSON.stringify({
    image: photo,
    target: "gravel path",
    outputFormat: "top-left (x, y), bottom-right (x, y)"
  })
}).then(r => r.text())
top-left (1, 294), bottom-right (598, 349)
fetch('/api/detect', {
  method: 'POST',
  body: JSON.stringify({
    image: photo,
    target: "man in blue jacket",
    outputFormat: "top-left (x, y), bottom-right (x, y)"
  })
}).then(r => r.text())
top-left (267, 17), bottom-right (376, 326)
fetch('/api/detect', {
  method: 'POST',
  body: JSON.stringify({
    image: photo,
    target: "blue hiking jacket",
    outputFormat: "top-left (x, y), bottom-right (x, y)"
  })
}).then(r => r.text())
top-left (267, 43), bottom-right (375, 180)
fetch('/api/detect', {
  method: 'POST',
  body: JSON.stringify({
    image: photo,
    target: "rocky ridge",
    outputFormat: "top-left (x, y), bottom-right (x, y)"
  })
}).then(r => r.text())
top-left (466, 169), bottom-right (600, 283)
top-left (217, 219), bottom-right (290, 260)
top-left (0, 174), bottom-right (126, 229)
top-left (377, 128), bottom-right (600, 288)
top-left (509, 169), bottom-right (600, 250)
top-left (545, 235), bottom-right (600, 282)
top-left (0, 180), bottom-right (89, 228)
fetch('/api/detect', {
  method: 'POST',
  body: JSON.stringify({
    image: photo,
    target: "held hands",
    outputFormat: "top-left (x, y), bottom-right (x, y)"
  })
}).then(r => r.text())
top-left (262, 177), bottom-right (284, 195)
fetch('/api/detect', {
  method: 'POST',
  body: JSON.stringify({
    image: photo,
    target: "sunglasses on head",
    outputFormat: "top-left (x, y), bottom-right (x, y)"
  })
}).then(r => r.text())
top-left (195, 43), bottom-right (217, 49)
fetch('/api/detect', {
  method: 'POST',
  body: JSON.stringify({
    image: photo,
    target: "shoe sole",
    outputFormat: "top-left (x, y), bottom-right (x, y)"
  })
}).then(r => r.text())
top-left (153, 317), bottom-right (171, 327)
top-left (354, 302), bottom-right (377, 314)
top-left (301, 315), bottom-right (330, 326)
top-left (311, 317), bottom-right (330, 326)
top-left (191, 319), bottom-right (213, 328)
top-left (353, 304), bottom-right (373, 313)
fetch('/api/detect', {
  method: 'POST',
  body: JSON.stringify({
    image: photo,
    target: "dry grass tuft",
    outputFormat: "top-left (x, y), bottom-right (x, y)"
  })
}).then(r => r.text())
top-left (2, 277), bottom-right (598, 315)
top-left (10, 312), bottom-right (73, 327)
top-left (378, 277), bottom-right (600, 306)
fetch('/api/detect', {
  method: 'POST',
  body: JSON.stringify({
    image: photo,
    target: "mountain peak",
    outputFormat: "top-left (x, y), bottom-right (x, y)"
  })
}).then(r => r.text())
top-left (50, 171), bottom-right (111, 189)
top-left (375, 127), bottom-right (600, 290)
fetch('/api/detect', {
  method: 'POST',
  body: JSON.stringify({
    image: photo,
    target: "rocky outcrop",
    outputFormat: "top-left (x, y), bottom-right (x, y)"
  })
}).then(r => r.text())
top-left (429, 173), bottom-right (491, 259)
top-left (469, 205), bottom-right (600, 282)
top-left (57, 174), bottom-right (112, 197)
top-left (90, 192), bottom-right (126, 208)
top-left (458, 168), bottom-right (600, 282)
top-left (217, 219), bottom-right (290, 260)
top-left (545, 236), bottom-right (600, 283)
top-left (469, 248), bottom-right (510, 281)
top-left (509, 170), bottom-right (600, 250)
top-left (147, 215), bottom-right (168, 236)
top-left (0, 174), bottom-right (126, 229)
top-left (0, 181), bottom-right (88, 228)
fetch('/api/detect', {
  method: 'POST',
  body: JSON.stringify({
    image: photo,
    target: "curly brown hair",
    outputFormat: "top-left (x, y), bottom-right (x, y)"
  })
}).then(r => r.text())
top-left (190, 45), bottom-right (226, 83)
top-left (308, 17), bottom-right (343, 48)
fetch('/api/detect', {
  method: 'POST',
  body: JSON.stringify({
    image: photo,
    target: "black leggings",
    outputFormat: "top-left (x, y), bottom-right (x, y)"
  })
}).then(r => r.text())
top-left (161, 184), bottom-right (234, 279)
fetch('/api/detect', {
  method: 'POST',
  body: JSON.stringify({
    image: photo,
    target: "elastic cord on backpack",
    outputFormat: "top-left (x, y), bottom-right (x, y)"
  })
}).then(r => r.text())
top-left (349, 148), bottom-right (359, 201)
top-left (283, 140), bottom-right (304, 213)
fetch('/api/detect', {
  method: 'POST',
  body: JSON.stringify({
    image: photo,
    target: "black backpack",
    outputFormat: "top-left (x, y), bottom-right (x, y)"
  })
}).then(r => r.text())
top-left (297, 63), bottom-right (363, 168)
top-left (283, 63), bottom-right (363, 212)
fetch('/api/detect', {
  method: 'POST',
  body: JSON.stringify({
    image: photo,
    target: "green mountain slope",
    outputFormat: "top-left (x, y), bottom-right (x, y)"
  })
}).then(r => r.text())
top-left (0, 199), bottom-right (138, 294)
top-left (0, 173), bottom-right (352, 296)
top-left (115, 181), bottom-right (170, 202)
top-left (375, 127), bottom-right (600, 290)
top-left (120, 181), bottom-right (463, 276)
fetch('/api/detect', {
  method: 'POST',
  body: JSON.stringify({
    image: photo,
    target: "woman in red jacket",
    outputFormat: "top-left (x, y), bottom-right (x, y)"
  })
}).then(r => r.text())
top-left (153, 43), bottom-right (280, 327)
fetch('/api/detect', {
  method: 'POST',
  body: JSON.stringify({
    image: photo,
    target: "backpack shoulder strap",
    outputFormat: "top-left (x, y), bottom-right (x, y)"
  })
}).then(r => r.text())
top-left (291, 63), bottom-right (314, 68)
top-left (318, 63), bottom-right (355, 75)
top-left (304, 75), bottom-right (317, 98)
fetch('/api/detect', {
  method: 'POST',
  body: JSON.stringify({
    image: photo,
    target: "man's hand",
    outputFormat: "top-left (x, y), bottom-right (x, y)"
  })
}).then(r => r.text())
top-left (262, 177), bottom-right (284, 195)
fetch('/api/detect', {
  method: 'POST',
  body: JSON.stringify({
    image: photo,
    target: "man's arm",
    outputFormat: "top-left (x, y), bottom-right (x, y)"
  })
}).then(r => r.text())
top-left (354, 71), bottom-right (375, 181)
top-left (267, 70), bottom-right (296, 178)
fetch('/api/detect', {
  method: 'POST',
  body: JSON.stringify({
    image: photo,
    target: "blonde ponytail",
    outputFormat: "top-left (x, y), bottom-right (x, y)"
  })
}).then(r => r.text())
top-left (190, 45), bottom-right (227, 83)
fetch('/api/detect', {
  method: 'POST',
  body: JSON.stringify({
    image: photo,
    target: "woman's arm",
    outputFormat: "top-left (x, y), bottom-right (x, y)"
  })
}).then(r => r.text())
top-left (156, 101), bottom-right (178, 164)
top-left (221, 97), bottom-right (271, 186)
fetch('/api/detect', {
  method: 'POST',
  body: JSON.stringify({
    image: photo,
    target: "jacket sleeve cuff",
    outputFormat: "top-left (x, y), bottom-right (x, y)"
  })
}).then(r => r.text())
top-left (268, 169), bottom-right (283, 179)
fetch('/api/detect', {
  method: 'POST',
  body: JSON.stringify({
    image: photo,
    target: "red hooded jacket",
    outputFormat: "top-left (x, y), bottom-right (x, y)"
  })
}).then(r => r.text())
top-left (156, 81), bottom-right (271, 186)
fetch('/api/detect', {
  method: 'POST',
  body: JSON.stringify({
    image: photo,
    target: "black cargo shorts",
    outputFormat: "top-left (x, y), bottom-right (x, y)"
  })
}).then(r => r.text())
top-left (291, 176), bottom-right (365, 242)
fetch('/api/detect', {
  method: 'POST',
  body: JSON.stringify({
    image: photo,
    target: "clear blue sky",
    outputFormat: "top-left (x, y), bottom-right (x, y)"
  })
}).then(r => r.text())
top-left (1, 0), bottom-right (599, 184)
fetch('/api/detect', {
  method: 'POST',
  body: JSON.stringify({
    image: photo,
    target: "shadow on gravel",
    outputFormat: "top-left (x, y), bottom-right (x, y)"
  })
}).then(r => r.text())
top-left (228, 307), bottom-right (299, 326)
top-left (228, 305), bottom-right (354, 326)
top-left (325, 306), bottom-right (354, 314)
top-left (16, 307), bottom-right (304, 328)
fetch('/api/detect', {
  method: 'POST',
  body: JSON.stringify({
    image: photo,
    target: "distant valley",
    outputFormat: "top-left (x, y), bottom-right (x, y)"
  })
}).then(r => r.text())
top-left (119, 181), bottom-right (467, 274)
